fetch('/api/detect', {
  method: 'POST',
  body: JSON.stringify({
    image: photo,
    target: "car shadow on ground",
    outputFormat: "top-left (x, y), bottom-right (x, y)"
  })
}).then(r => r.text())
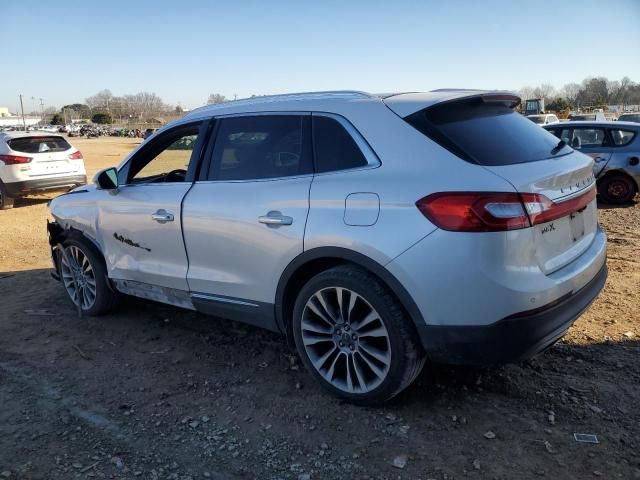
top-left (2, 267), bottom-right (638, 479)
top-left (2, 267), bottom-right (637, 407)
top-left (6, 196), bottom-right (52, 209)
top-left (597, 198), bottom-right (638, 209)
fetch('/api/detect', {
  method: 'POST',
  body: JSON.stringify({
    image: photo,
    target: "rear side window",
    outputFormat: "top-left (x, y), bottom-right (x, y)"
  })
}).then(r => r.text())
top-left (405, 98), bottom-right (567, 166)
top-left (609, 129), bottom-right (636, 146)
top-left (209, 115), bottom-right (312, 181)
top-left (573, 128), bottom-right (607, 148)
top-left (313, 116), bottom-right (368, 173)
top-left (8, 136), bottom-right (71, 154)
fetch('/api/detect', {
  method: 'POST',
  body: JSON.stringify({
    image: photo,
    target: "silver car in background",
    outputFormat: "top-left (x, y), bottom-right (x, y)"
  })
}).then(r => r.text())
top-left (47, 90), bottom-right (607, 404)
top-left (545, 121), bottom-right (640, 203)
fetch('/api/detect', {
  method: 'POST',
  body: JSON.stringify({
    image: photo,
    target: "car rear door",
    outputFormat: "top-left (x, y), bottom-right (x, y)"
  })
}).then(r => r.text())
top-left (571, 126), bottom-right (612, 177)
top-left (96, 121), bottom-right (208, 291)
top-left (181, 114), bottom-right (313, 329)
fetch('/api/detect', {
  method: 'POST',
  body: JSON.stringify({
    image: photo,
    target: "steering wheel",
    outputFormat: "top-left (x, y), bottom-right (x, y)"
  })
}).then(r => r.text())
top-left (164, 169), bottom-right (187, 182)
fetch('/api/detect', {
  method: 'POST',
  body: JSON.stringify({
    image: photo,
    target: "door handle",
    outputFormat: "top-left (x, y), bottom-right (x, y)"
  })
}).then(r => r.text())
top-left (151, 209), bottom-right (174, 223)
top-left (258, 211), bottom-right (293, 226)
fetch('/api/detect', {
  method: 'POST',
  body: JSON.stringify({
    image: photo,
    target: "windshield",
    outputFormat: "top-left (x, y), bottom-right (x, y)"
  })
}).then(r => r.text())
top-left (405, 97), bottom-right (571, 166)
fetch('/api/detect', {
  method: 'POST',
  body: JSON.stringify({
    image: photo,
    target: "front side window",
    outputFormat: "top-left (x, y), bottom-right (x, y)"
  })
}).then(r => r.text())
top-left (208, 115), bottom-right (311, 181)
top-left (313, 116), bottom-right (368, 173)
top-left (127, 123), bottom-right (202, 184)
top-left (609, 129), bottom-right (636, 146)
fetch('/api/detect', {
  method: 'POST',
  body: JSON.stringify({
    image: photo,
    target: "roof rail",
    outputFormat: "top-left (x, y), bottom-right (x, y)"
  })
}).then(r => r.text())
top-left (186, 90), bottom-right (373, 116)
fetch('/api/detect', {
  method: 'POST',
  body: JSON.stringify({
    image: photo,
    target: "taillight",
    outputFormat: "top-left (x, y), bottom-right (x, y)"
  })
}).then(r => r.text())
top-left (521, 187), bottom-right (596, 225)
top-left (69, 150), bottom-right (83, 160)
top-left (416, 192), bottom-right (530, 232)
top-left (416, 188), bottom-right (596, 232)
top-left (0, 154), bottom-right (32, 165)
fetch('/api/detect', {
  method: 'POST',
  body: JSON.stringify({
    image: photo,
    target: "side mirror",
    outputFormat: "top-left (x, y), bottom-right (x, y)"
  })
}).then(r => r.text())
top-left (94, 167), bottom-right (119, 190)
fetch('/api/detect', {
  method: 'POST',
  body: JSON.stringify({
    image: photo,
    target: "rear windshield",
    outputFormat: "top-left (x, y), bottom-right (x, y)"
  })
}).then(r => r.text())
top-left (527, 116), bottom-right (545, 124)
top-left (404, 97), bottom-right (569, 166)
top-left (8, 136), bottom-right (71, 154)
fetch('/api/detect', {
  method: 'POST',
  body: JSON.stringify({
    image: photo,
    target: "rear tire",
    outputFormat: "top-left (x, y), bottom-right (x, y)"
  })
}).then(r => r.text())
top-left (292, 265), bottom-right (425, 405)
top-left (0, 182), bottom-right (14, 210)
top-left (598, 173), bottom-right (636, 204)
top-left (57, 235), bottom-right (119, 316)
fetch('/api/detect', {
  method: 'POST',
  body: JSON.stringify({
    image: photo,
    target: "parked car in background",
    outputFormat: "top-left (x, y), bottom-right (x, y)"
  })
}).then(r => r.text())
top-left (526, 114), bottom-right (560, 126)
top-left (617, 113), bottom-right (640, 123)
top-left (47, 90), bottom-right (607, 404)
top-left (545, 121), bottom-right (640, 203)
top-left (0, 132), bottom-right (87, 209)
top-left (568, 112), bottom-right (606, 122)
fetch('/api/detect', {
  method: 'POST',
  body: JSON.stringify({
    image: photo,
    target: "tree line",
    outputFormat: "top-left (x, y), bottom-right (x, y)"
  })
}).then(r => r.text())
top-left (519, 76), bottom-right (640, 112)
top-left (49, 89), bottom-right (183, 124)
top-left (46, 77), bottom-right (639, 125)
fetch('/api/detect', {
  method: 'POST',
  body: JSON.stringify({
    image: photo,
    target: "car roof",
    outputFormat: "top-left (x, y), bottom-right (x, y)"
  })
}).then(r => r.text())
top-left (545, 121), bottom-right (640, 129)
top-left (0, 130), bottom-right (66, 141)
top-left (182, 89), bottom-right (519, 121)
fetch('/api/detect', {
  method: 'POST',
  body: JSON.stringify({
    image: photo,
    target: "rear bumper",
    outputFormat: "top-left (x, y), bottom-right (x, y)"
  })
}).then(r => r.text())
top-left (3, 175), bottom-right (87, 197)
top-left (419, 264), bottom-right (607, 365)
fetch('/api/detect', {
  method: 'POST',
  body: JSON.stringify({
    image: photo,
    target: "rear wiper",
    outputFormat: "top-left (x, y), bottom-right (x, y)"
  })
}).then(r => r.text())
top-left (551, 139), bottom-right (567, 155)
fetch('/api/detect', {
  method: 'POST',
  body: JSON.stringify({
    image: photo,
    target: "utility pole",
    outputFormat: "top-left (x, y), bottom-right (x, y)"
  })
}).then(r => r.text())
top-left (39, 98), bottom-right (45, 124)
top-left (18, 94), bottom-right (26, 130)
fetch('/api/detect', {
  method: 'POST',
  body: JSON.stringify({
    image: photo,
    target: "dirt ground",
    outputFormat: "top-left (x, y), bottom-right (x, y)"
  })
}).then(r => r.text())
top-left (0, 137), bottom-right (638, 480)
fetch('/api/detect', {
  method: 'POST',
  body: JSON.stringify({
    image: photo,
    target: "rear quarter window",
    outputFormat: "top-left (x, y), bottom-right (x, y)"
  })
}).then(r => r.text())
top-left (8, 136), bottom-right (71, 154)
top-left (609, 129), bottom-right (637, 146)
top-left (405, 98), bottom-right (566, 166)
top-left (312, 116), bottom-right (369, 173)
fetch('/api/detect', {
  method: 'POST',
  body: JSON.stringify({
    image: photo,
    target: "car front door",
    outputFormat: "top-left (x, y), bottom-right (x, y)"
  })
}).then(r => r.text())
top-left (181, 114), bottom-right (313, 329)
top-left (96, 121), bottom-right (208, 291)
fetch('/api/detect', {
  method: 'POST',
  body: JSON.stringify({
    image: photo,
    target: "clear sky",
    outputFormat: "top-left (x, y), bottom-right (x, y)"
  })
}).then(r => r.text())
top-left (1, 0), bottom-right (639, 112)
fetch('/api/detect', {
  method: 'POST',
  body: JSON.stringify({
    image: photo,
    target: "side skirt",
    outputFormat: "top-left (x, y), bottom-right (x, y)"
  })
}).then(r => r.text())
top-left (190, 292), bottom-right (279, 332)
top-left (111, 279), bottom-right (279, 332)
top-left (111, 279), bottom-right (196, 310)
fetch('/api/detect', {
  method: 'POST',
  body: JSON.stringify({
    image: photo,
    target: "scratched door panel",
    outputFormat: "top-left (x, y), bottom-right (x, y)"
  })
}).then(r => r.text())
top-left (96, 183), bottom-right (191, 290)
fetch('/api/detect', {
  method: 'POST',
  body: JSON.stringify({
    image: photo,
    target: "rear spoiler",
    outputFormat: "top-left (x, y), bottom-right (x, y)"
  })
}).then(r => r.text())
top-left (383, 90), bottom-right (521, 118)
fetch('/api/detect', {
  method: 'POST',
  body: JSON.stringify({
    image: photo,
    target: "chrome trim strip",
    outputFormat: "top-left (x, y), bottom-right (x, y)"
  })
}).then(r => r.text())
top-left (190, 292), bottom-right (260, 308)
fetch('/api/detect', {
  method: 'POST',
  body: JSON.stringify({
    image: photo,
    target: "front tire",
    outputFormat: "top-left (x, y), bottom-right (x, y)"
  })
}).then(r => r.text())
top-left (292, 265), bottom-right (425, 405)
top-left (58, 236), bottom-right (118, 316)
top-left (598, 173), bottom-right (636, 204)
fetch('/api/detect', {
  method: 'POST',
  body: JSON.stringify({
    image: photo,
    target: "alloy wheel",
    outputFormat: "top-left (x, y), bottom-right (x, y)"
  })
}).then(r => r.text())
top-left (300, 287), bottom-right (391, 393)
top-left (60, 245), bottom-right (97, 311)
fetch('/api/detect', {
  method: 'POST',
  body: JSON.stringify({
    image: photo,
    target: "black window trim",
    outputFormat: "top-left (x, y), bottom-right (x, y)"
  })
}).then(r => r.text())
top-left (118, 120), bottom-right (211, 186)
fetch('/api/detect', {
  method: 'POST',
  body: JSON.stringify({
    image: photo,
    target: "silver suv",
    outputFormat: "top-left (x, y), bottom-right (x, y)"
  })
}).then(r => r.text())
top-left (48, 90), bottom-right (607, 404)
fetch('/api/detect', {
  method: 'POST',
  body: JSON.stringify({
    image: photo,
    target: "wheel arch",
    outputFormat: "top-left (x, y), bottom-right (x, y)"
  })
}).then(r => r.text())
top-left (275, 247), bottom-right (426, 347)
top-left (48, 222), bottom-right (108, 280)
top-left (598, 168), bottom-right (639, 192)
